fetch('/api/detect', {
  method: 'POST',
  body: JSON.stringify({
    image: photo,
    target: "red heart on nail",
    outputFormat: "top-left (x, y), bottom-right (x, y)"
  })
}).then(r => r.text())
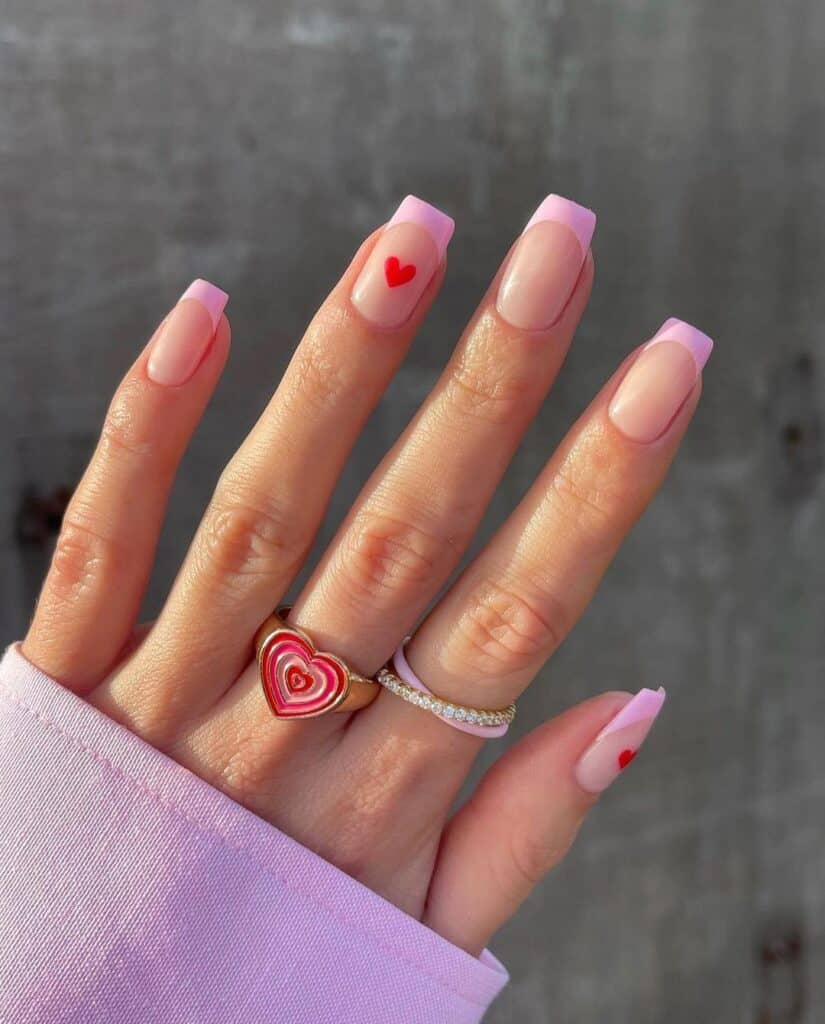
top-left (618, 749), bottom-right (637, 770)
top-left (384, 255), bottom-right (417, 288)
top-left (260, 630), bottom-right (348, 718)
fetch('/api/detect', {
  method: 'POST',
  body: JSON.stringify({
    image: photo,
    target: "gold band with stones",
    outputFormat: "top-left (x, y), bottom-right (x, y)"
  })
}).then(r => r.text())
top-left (375, 665), bottom-right (516, 728)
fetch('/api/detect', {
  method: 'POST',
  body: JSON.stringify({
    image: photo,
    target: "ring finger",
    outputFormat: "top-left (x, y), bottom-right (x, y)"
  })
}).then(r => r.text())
top-left (364, 316), bottom-right (713, 747)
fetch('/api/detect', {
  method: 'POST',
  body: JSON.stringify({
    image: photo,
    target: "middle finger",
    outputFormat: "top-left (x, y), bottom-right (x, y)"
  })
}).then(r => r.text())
top-left (287, 195), bottom-right (596, 671)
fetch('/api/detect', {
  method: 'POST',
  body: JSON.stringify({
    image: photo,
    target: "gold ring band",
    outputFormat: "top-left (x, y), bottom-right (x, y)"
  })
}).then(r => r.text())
top-left (377, 639), bottom-right (516, 737)
top-left (376, 666), bottom-right (515, 733)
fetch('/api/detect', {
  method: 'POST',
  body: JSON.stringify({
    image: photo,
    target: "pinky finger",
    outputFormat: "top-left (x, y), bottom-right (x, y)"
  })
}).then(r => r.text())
top-left (22, 280), bottom-right (230, 694)
top-left (422, 687), bottom-right (666, 955)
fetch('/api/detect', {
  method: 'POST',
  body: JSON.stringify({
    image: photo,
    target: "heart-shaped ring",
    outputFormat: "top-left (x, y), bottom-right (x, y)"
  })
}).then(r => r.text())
top-left (255, 607), bottom-right (379, 719)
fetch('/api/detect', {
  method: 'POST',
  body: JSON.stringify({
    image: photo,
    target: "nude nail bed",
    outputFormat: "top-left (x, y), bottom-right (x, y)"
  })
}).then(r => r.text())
top-left (608, 318), bottom-right (714, 443)
top-left (496, 194), bottom-right (596, 331)
top-left (147, 279), bottom-right (228, 387)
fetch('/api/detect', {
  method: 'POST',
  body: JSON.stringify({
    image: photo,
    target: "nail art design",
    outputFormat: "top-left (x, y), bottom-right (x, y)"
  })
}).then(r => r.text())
top-left (496, 193), bottom-right (596, 331)
top-left (574, 687), bottom-right (666, 794)
top-left (608, 318), bottom-right (714, 443)
top-left (147, 278), bottom-right (228, 387)
top-left (351, 195), bottom-right (454, 329)
top-left (384, 255), bottom-right (417, 288)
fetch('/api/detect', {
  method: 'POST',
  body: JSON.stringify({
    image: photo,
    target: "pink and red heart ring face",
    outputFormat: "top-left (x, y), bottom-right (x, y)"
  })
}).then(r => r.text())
top-left (255, 611), bottom-right (380, 719)
top-left (260, 629), bottom-right (349, 718)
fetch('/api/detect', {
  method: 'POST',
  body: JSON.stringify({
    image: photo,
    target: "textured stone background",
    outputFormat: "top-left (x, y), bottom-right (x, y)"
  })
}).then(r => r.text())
top-left (2, 1), bottom-right (824, 1020)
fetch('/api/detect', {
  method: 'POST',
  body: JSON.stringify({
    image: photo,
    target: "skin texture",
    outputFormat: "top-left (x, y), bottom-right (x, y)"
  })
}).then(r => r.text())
top-left (22, 204), bottom-right (708, 958)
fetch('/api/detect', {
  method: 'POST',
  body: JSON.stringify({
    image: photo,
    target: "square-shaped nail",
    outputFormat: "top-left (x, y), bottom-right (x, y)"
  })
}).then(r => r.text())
top-left (147, 278), bottom-right (228, 387)
top-left (350, 195), bottom-right (455, 329)
top-left (574, 687), bottom-right (666, 793)
top-left (608, 318), bottom-right (714, 443)
top-left (496, 194), bottom-right (596, 331)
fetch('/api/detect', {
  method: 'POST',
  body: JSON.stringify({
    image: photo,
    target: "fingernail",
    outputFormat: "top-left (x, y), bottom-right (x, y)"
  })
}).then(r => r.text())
top-left (574, 687), bottom-right (667, 794)
top-left (147, 279), bottom-right (229, 386)
top-left (351, 195), bottom-right (455, 329)
top-left (608, 318), bottom-right (714, 443)
top-left (496, 194), bottom-right (596, 330)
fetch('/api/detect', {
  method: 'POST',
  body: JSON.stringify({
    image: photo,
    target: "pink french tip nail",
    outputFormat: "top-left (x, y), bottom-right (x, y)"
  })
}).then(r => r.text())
top-left (146, 278), bottom-right (228, 387)
top-left (350, 195), bottom-right (454, 329)
top-left (386, 194), bottom-right (455, 262)
top-left (180, 278), bottom-right (230, 331)
top-left (574, 687), bottom-right (667, 794)
top-left (522, 194), bottom-right (597, 253)
top-left (607, 317), bottom-right (714, 443)
top-left (496, 194), bottom-right (596, 331)
top-left (645, 317), bottom-right (714, 373)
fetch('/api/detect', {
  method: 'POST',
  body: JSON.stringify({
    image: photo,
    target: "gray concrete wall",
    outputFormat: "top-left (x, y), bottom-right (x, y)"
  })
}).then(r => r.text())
top-left (2, 1), bottom-right (824, 1020)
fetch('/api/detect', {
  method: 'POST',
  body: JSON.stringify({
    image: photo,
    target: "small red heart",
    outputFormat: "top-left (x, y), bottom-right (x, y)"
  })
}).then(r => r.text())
top-left (384, 255), bottom-right (417, 288)
top-left (286, 665), bottom-right (313, 693)
top-left (618, 749), bottom-right (637, 770)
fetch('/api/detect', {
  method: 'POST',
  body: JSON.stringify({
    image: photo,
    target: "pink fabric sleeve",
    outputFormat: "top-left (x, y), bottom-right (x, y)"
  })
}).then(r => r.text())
top-left (0, 643), bottom-right (508, 1023)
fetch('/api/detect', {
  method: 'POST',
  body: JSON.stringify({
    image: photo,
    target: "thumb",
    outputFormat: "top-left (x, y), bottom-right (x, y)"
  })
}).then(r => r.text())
top-left (422, 687), bottom-right (666, 956)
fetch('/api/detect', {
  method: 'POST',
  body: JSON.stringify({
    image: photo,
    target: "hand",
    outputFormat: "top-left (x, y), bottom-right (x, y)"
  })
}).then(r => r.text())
top-left (22, 195), bottom-right (711, 956)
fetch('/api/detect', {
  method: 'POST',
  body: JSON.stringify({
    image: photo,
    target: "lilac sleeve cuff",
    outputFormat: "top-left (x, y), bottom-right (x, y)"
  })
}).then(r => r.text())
top-left (0, 643), bottom-right (508, 1023)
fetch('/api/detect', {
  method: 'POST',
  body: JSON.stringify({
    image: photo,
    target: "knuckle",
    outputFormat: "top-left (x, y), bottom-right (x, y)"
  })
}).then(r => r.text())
top-left (316, 811), bottom-right (385, 881)
top-left (285, 340), bottom-right (352, 418)
top-left (101, 683), bottom-right (180, 750)
top-left (316, 736), bottom-right (439, 879)
top-left (548, 447), bottom-right (625, 539)
top-left (445, 349), bottom-right (533, 426)
top-left (308, 299), bottom-right (359, 347)
top-left (214, 748), bottom-right (267, 809)
top-left (504, 829), bottom-right (573, 895)
top-left (448, 578), bottom-right (564, 680)
top-left (197, 486), bottom-right (310, 587)
top-left (48, 515), bottom-right (118, 603)
top-left (99, 380), bottom-right (157, 462)
top-left (342, 509), bottom-right (445, 607)
top-left (168, 712), bottom-right (277, 806)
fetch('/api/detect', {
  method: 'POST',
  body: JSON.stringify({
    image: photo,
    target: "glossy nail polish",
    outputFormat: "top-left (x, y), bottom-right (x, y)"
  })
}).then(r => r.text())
top-left (350, 195), bottom-right (454, 329)
top-left (496, 194), bottom-right (596, 330)
top-left (574, 687), bottom-right (666, 794)
top-left (147, 279), bottom-right (229, 387)
top-left (608, 318), bottom-right (713, 443)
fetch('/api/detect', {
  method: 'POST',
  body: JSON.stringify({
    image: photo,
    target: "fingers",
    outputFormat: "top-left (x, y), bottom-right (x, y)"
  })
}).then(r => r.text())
top-left (22, 281), bottom-right (230, 694)
top-left (383, 317), bottom-right (712, 725)
top-left (422, 688), bottom-right (666, 955)
top-left (103, 197), bottom-right (454, 726)
top-left (287, 195), bottom-right (596, 673)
